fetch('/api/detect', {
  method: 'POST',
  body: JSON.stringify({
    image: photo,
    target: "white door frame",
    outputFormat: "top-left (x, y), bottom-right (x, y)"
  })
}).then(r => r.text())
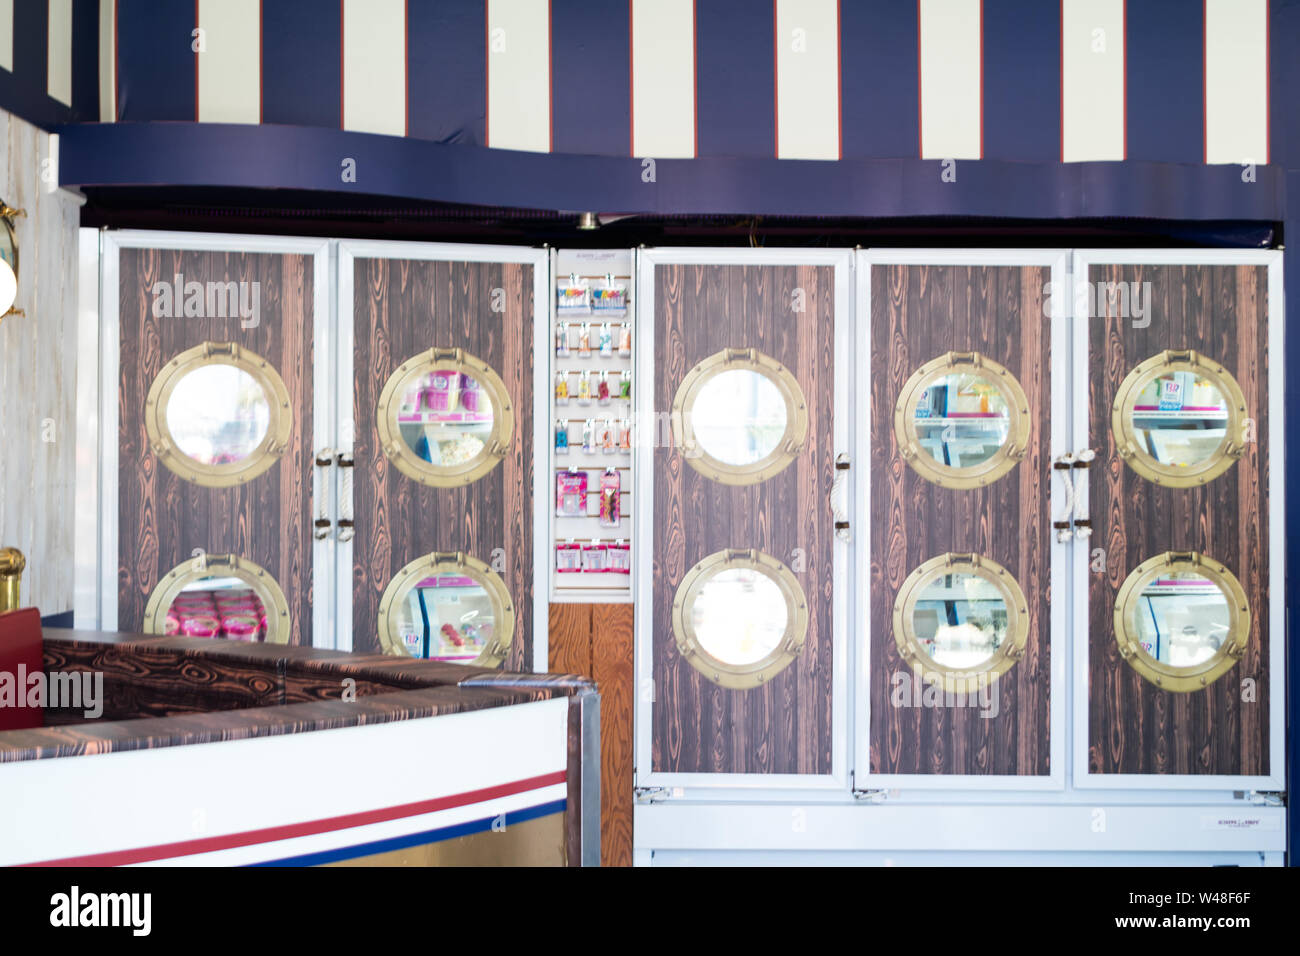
top-left (1069, 248), bottom-right (1286, 791)
top-left (633, 247), bottom-right (853, 791)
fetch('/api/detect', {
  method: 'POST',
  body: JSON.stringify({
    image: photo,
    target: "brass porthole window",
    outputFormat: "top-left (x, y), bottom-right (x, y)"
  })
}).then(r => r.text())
top-left (377, 348), bottom-right (514, 487)
top-left (892, 553), bottom-right (1030, 692)
top-left (1113, 551), bottom-right (1249, 692)
top-left (671, 549), bottom-right (809, 689)
top-left (145, 342), bottom-right (292, 487)
top-left (143, 554), bottom-right (291, 644)
top-left (894, 352), bottom-right (1031, 489)
top-left (1111, 349), bottom-right (1248, 487)
top-left (671, 348), bottom-right (809, 486)
top-left (377, 551), bottom-right (515, 667)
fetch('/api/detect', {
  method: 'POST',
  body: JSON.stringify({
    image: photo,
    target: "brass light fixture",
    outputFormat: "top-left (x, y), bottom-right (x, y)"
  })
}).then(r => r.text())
top-left (0, 202), bottom-right (25, 321)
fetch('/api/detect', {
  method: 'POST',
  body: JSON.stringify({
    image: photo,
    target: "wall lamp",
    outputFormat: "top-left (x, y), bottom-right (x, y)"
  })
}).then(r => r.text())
top-left (0, 201), bottom-right (25, 322)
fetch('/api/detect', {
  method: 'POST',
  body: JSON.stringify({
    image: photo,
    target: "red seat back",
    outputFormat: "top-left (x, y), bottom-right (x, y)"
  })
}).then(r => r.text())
top-left (0, 607), bottom-right (44, 731)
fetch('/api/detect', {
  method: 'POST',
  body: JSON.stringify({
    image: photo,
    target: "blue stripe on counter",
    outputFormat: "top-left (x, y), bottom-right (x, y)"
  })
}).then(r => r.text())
top-left (70, 0), bottom-right (99, 121)
top-left (552, 0), bottom-right (629, 156)
top-left (695, 0), bottom-right (774, 158)
top-left (262, 0), bottom-right (341, 129)
top-left (247, 800), bottom-right (567, 866)
top-left (116, 0), bottom-right (195, 121)
top-left (407, 0), bottom-right (485, 145)
top-left (1125, 0), bottom-right (1203, 164)
top-left (982, 0), bottom-right (1059, 163)
top-left (54, 120), bottom-right (1286, 221)
top-left (840, 0), bottom-right (918, 160)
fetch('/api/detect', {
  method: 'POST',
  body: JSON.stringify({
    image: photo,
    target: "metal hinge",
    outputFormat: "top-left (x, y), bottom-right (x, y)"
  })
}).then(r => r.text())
top-left (634, 786), bottom-right (671, 804)
top-left (850, 772), bottom-right (891, 802)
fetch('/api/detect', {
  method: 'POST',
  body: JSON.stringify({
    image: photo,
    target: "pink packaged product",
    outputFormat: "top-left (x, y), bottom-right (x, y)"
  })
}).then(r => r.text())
top-left (427, 372), bottom-right (456, 412)
top-left (555, 542), bottom-right (583, 573)
top-left (220, 614), bottom-right (261, 641)
top-left (181, 615), bottom-right (221, 638)
top-left (607, 541), bottom-right (631, 574)
top-left (556, 470), bottom-right (588, 516)
top-left (581, 542), bottom-right (609, 573)
top-left (599, 469), bottom-right (621, 527)
top-left (164, 613), bottom-right (181, 635)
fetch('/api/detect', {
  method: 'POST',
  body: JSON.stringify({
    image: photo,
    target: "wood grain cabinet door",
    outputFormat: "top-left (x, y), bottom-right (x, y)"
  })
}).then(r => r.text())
top-left (342, 243), bottom-right (544, 671)
top-left (112, 235), bottom-right (327, 646)
top-left (861, 253), bottom-right (1065, 784)
top-left (637, 250), bottom-right (850, 784)
top-left (1079, 252), bottom-right (1283, 786)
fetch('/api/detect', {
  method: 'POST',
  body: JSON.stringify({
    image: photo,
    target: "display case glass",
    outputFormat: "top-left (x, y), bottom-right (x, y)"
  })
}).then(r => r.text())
top-left (143, 554), bottom-right (291, 643)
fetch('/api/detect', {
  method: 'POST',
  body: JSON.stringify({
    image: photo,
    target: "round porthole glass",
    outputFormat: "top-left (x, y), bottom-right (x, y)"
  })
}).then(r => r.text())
top-left (377, 348), bottom-right (514, 487)
top-left (145, 343), bottom-right (292, 487)
top-left (892, 553), bottom-right (1030, 691)
top-left (1113, 551), bottom-right (1249, 692)
top-left (672, 348), bottom-right (808, 485)
top-left (143, 554), bottom-right (291, 644)
top-left (1111, 350), bottom-right (1248, 487)
top-left (377, 551), bottom-right (514, 668)
top-left (894, 352), bottom-right (1031, 488)
top-left (671, 549), bottom-right (808, 689)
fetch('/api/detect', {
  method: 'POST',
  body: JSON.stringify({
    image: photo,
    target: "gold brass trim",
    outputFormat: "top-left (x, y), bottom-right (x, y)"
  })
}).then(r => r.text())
top-left (377, 551), bottom-right (515, 668)
top-left (671, 348), bottom-right (809, 486)
top-left (892, 552), bottom-right (1031, 693)
top-left (894, 352), bottom-right (1032, 489)
top-left (1113, 551), bottom-right (1249, 693)
top-left (0, 203), bottom-right (23, 321)
top-left (671, 548), bottom-right (809, 690)
top-left (376, 348), bottom-right (515, 488)
top-left (0, 547), bottom-right (25, 613)
top-left (143, 553), bottom-right (291, 644)
top-left (144, 342), bottom-right (293, 488)
top-left (1111, 349), bottom-right (1249, 487)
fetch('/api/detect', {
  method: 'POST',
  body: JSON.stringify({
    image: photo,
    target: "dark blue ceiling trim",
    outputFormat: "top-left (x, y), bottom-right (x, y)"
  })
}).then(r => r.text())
top-left (53, 121), bottom-right (1286, 221)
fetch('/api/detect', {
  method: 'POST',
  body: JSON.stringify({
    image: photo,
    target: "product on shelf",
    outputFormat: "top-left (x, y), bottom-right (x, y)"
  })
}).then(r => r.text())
top-left (555, 371), bottom-right (570, 405)
top-left (556, 541), bottom-right (582, 572)
top-left (608, 540), bottom-right (631, 574)
top-left (555, 420), bottom-right (569, 454)
top-left (582, 419), bottom-right (595, 454)
top-left (591, 281), bottom-right (627, 315)
top-left (577, 371), bottom-right (592, 404)
top-left (578, 323), bottom-right (592, 357)
top-left (618, 323), bottom-right (632, 357)
top-left (557, 277), bottom-right (590, 315)
top-left (556, 470), bottom-right (588, 516)
top-left (619, 372), bottom-right (632, 400)
top-left (618, 419), bottom-right (632, 453)
top-left (582, 541), bottom-right (609, 572)
top-left (597, 371), bottom-right (611, 405)
top-left (598, 323), bottom-right (613, 357)
top-left (599, 468), bottom-right (621, 527)
top-left (556, 324), bottom-right (570, 357)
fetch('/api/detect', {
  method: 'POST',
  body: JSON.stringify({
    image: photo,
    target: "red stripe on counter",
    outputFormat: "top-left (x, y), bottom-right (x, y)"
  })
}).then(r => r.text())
top-left (23, 770), bottom-right (566, 867)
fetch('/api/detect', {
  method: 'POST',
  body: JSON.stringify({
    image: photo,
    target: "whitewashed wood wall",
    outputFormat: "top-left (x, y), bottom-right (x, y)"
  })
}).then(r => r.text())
top-left (0, 106), bottom-right (82, 615)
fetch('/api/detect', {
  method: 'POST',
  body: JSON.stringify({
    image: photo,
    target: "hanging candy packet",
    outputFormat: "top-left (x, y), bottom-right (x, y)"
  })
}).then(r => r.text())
top-left (607, 540), bottom-right (631, 574)
top-left (556, 541), bottom-right (582, 573)
top-left (555, 371), bottom-right (570, 405)
top-left (599, 468), bottom-right (621, 527)
top-left (582, 541), bottom-right (609, 572)
top-left (557, 276), bottom-right (590, 316)
top-left (619, 373), bottom-right (632, 400)
top-left (591, 280), bottom-right (627, 316)
top-left (556, 470), bottom-right (588, 516)
top-left (555, 324), bottom-right (570, 357)
top-left (598, 323), bottom-right (613, 357)
top-left (618, 419), bottom-right (632, 453)
top-left (578, 323), bottom-right (592, 357)
top-left (618, 323), bottom-right (632, 357)
top-left (597, 371), bottom-right (611, 405)
top-left (577, 371), bottom-right (592, 405)
top-left (555, 420), bottom-right (569, 454)
top-left (602, 418), bottom-right (616, 454)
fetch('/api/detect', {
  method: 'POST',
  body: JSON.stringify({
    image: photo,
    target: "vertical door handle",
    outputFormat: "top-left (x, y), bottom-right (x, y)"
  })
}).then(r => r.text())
top-left (831, 453), bottom-right (851, 541)
top-left (313, 448), bottom-right (334, 540)
top-left (1071, 448), bottom-right (1096, 539)
top-left (336, 452), bottom-right (355, 542)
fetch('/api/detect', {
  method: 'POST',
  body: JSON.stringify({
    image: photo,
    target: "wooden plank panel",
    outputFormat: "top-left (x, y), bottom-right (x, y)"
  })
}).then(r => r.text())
top-left (869, 263), bottom-right (1053, 776)
top-left (548, 603), bottom-right (591, 676)
top-left (651, 263), bottom-right (836, 776)
top-left (350, 258), bottom-right (534, 669)
top-left (591, 602), bottom-right (633, 867)
top-left (1087, 264), bottom-right (1269, 775)
top-left (117, 248), bottom-right (314, 645)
